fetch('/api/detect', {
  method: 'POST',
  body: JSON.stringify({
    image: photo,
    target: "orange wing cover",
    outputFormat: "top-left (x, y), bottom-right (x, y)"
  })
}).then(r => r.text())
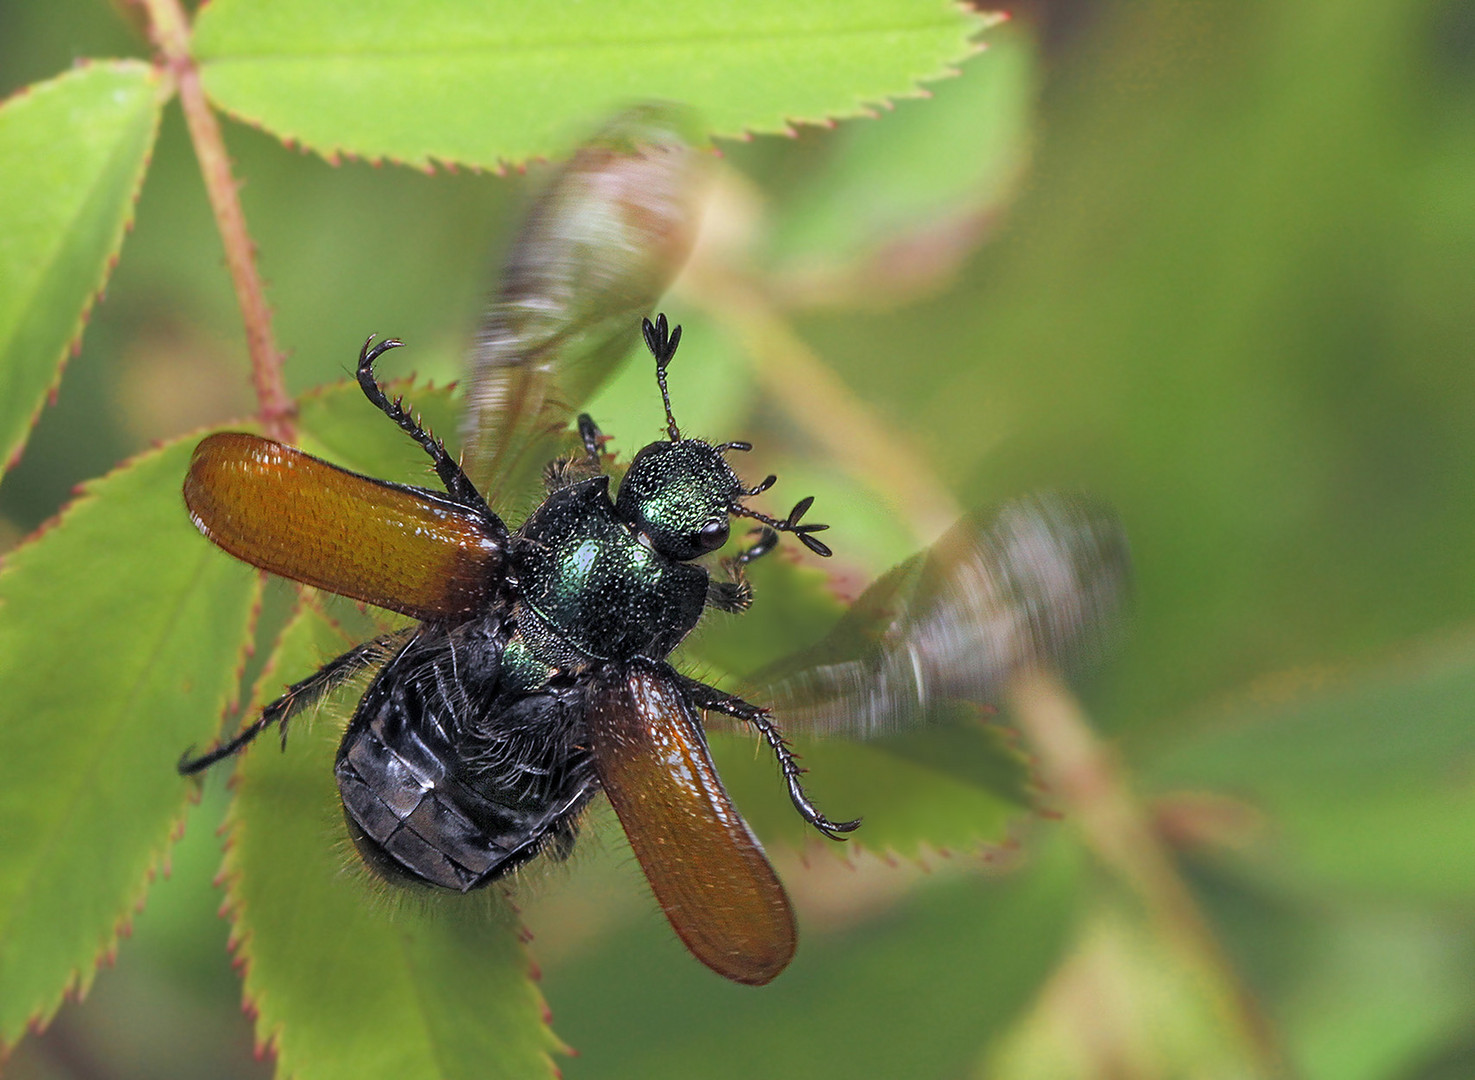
top-left (590, 660), bottom-right (796, 985)
top-left (184, 432), bottom-right (503, 621)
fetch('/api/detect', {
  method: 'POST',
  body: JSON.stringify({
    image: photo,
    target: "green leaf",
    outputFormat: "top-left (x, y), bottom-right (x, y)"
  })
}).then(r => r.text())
top-left (225, 607), bottom-right (563, 1080)
top-left (539, 834), bottom-right (1083, 1079)
top-left (0, 61), bottom-right (163, 476)
top-left (1283, 909), bottom-right (1475, 1080)
top-left (1143, 631), bottom-right (1475, 902)
top-left (0, 437), bottom-right (259, 1046)
top-left (191, 0), bottom-right (992, 169)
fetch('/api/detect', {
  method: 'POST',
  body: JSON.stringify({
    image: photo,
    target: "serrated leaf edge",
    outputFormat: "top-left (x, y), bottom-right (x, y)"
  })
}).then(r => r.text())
top-left (0, 433), bottom-right (260, 1050)
top-left (193, 8), bottom-right (999, 174)
top-left (0, 59), bottom-right (169, 476)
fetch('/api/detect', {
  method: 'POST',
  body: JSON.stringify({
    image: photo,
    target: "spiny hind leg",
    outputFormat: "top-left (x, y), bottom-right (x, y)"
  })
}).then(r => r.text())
top-left (178, 633), bottom-right (395, 775)
top-left (677, 674), bottom-right (861, 840)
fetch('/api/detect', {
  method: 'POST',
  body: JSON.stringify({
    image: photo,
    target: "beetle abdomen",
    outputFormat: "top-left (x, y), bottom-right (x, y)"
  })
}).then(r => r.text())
top-left (334, 627), bottom-right (595, 891)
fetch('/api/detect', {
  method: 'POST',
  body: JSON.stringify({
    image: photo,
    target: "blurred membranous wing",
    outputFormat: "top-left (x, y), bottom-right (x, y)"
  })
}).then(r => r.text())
top-left (752, 495), bottom-right (1131, 737)
top-left (460, 104), bottom-right (710, 510)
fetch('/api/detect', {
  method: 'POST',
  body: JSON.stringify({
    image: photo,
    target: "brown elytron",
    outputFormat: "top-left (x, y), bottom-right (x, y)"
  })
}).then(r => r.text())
top-left (591, 660), bottom-right (797, 985)
top-left (184, 432), bottom-right (503, 622)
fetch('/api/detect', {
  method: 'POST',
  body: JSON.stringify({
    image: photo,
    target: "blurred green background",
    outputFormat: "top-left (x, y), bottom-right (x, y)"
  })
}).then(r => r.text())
top-left (3, 0), bottom-right (1474, 1076)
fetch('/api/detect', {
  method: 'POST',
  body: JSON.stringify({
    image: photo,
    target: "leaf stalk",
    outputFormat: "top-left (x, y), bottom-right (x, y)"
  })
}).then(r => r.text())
top-left (142, 0), bottom-right (294, 442)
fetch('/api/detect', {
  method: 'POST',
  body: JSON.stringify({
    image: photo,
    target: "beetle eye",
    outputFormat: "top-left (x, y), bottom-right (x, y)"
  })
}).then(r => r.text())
top-left (696, 519), bottom-right (729, 554)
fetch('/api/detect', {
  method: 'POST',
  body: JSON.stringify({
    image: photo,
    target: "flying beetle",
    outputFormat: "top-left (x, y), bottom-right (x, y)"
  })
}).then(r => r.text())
top-left (180, 107), bottom-right (1131, 986)
top-left (180, 109), bottom-right (851, 986)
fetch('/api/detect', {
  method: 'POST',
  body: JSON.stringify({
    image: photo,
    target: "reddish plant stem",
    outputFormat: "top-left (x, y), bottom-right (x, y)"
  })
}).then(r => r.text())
top-left (143, 0), bottom-right (295, 442)
top-left (1008, 669), bottom-right (1296, 1079)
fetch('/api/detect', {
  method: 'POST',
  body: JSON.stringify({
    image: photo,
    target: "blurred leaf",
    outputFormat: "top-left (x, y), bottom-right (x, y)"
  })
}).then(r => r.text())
top-left (1143, 630), bottom-right (1475, 902)
top-left (0, 437), bottom-right (259, 1046)
top-left (762, 455), bottom-right (930, 576)
top-left (870, 721), bottom-right (1036, 805)
top-left (0, 61), bottom-right (162, 476)
top-left (225, 606), bottom-right (563, 1080)
top-left (981, 900), bottom-right (1260, 1080)
top-left (1284, 909), bottom-right (1475, 1080)
top-left (762, 23), bottom-right (1036, 279)
top-left (544, 835), bottom-right (1083, 1080)
top-left (1166, 864), bottom-right (1475, 1080)
top-left (191, 0), bottom-right (994, 170)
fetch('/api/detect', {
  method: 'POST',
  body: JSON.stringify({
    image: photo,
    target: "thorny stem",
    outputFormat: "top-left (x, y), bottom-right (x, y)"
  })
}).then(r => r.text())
top-left (143, 0), bottom-right (295, 443)
top-left (1007, 669), bottom-right (1296, 1079)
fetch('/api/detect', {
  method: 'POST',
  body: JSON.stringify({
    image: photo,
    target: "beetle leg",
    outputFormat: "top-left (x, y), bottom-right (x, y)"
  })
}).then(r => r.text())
top-left (355, 337), bottom-right (494, 516)
top-left (544, 413), bottom-right (609, 491)
top-left (705, 574), bottom-right (752, 613)
top-left (677, 675), bottom-right (862, 840)
top-left (734, 526), bottom-right (780, 568)
top-left (577, 414), bottom-right (605, 464)
top-left (178, 633), bottom-right (395, 775)
top-left (707, 527), bottom-right (780, 612)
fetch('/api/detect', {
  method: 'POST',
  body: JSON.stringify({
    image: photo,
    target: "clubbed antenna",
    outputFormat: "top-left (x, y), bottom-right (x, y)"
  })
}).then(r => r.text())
top-left (732, 494), bottom-right (833, 558)
top-left (643, 313), bottom-right (683, 442)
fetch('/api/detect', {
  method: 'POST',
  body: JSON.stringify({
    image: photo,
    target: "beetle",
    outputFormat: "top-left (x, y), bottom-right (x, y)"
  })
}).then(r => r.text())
top-left (181, 310), bottom-right (852, 985)
top-left (178, 107), bottom-right (1130, 986)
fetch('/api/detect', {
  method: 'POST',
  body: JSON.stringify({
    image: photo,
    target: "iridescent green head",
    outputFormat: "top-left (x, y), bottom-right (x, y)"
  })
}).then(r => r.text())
top-left (614, 314), bottom-right (834, 564)
top-left (617, 438), bottom-right (742, 560)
